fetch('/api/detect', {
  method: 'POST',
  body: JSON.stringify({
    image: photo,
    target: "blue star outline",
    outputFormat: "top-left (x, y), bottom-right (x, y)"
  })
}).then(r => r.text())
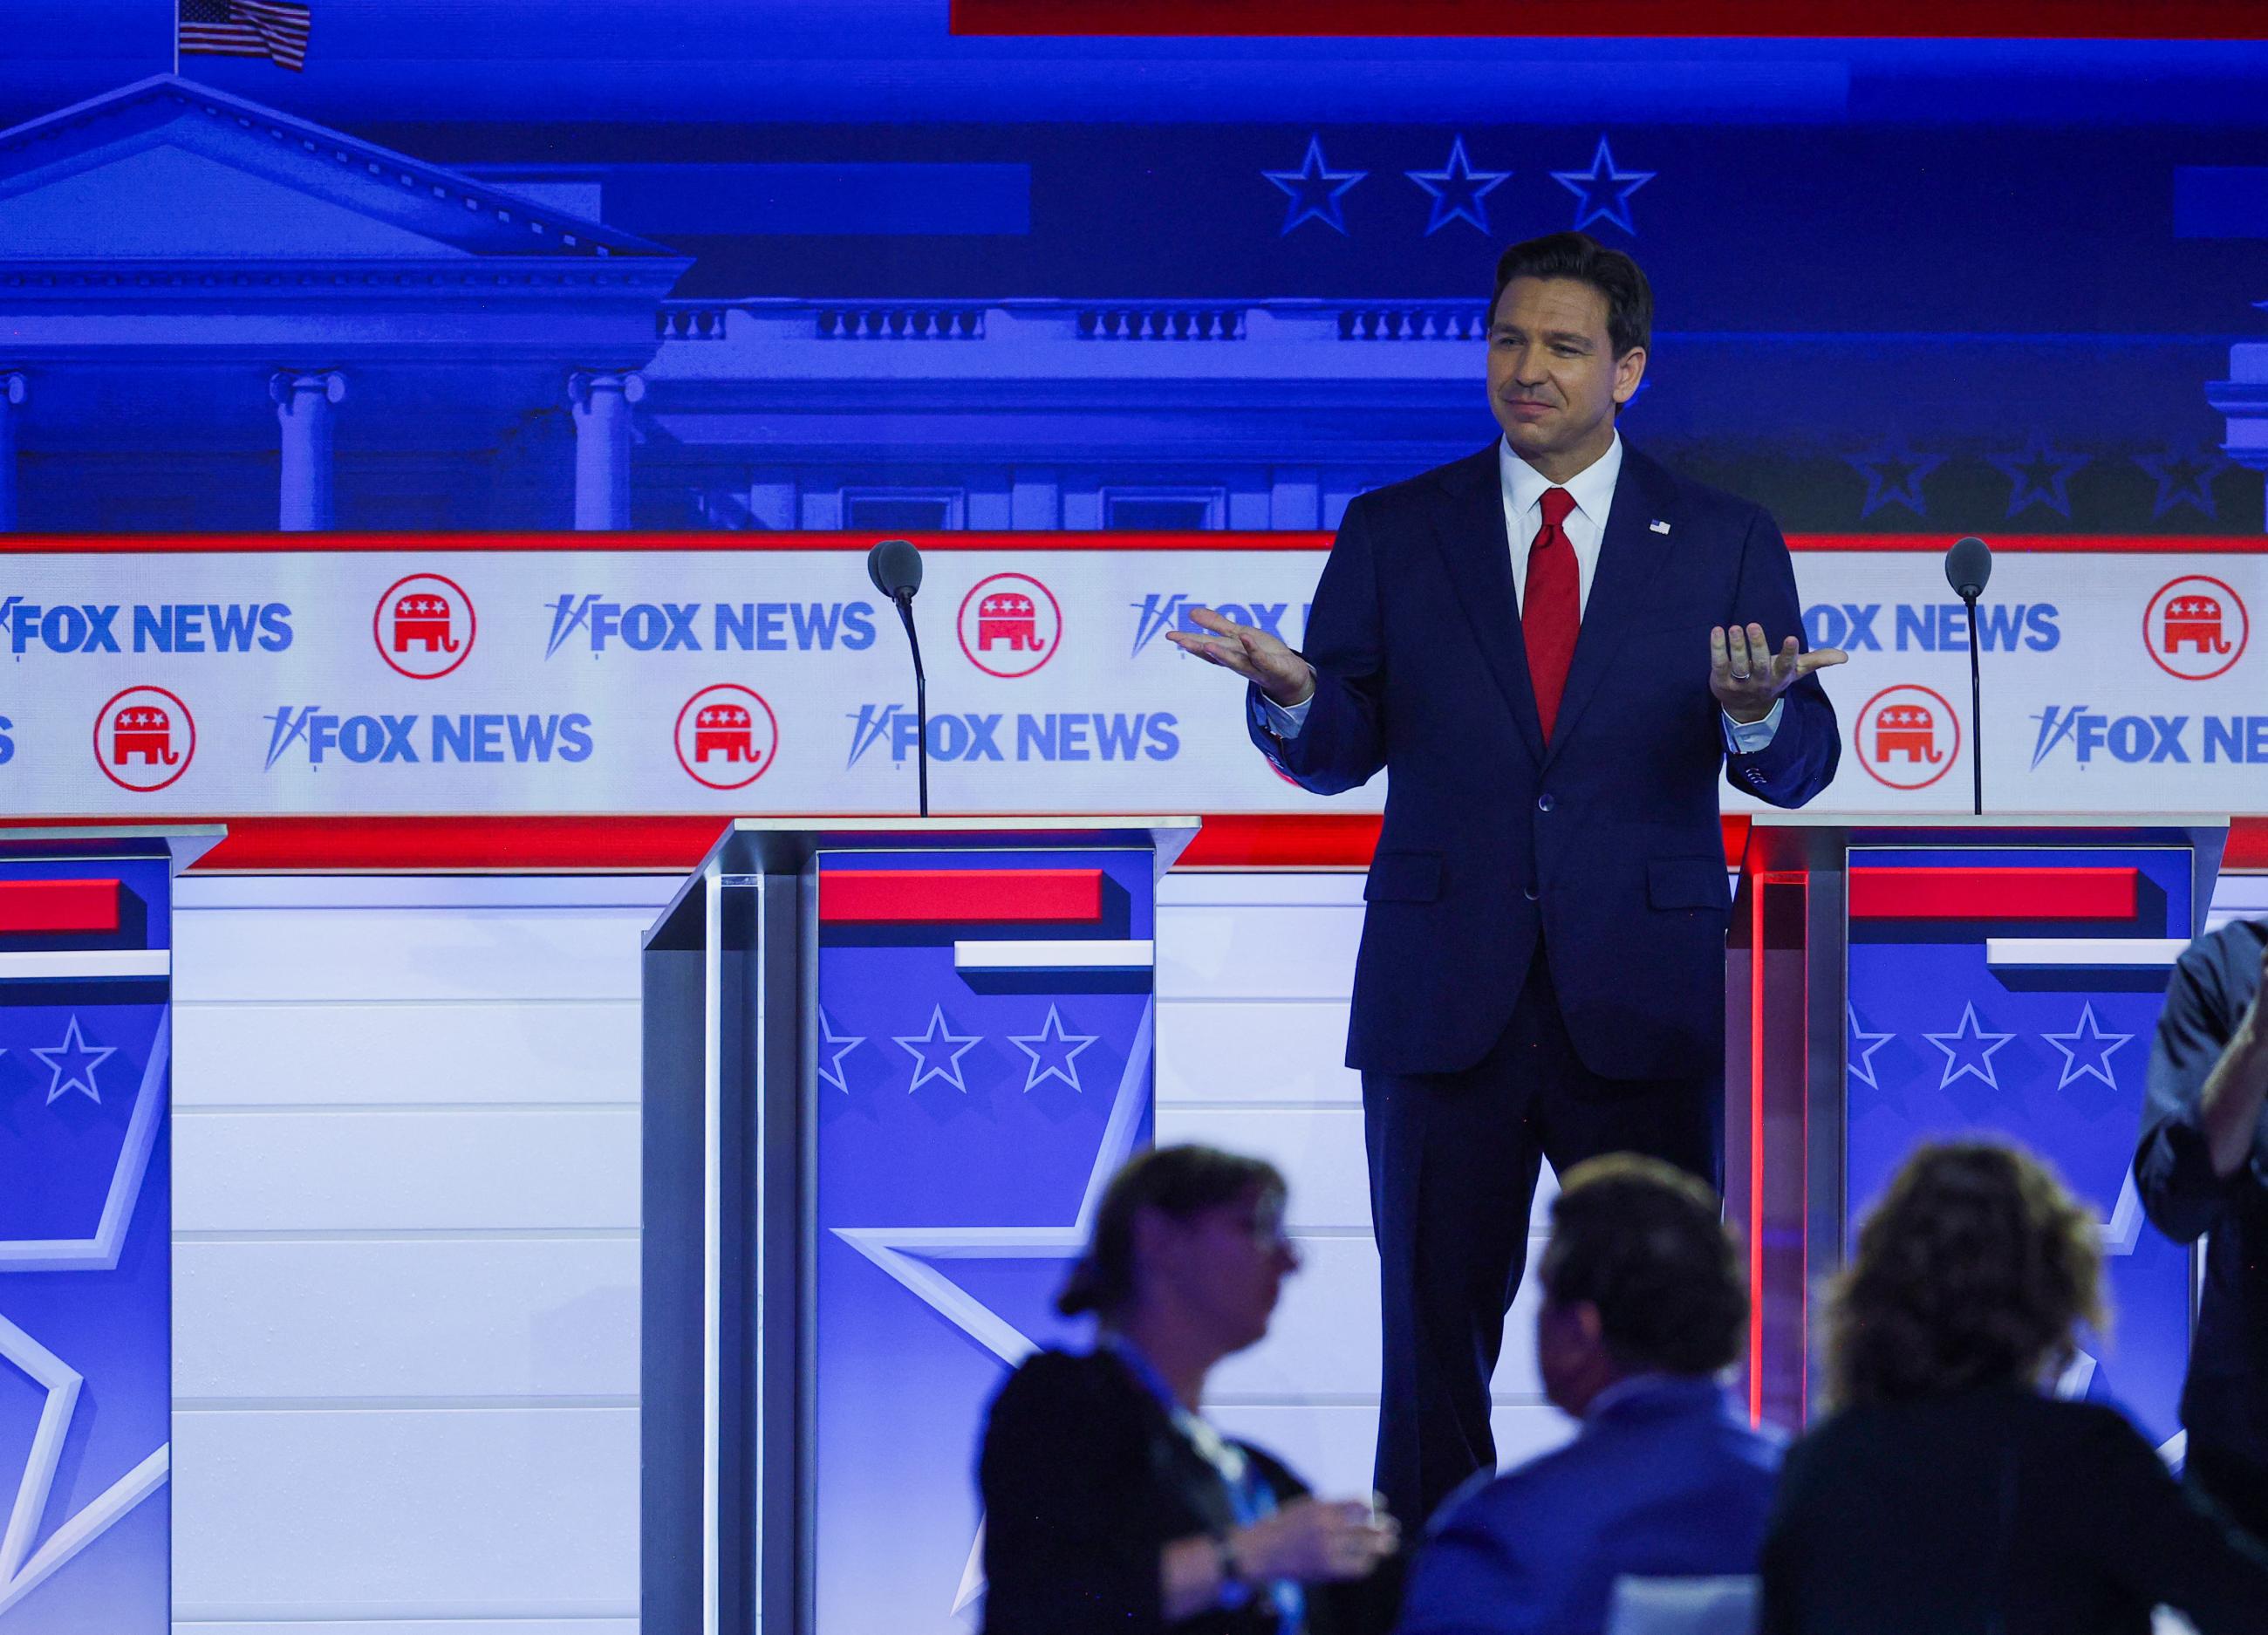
top-left (1847, 1006), bottom-right (1896, 1091)
top-left (1550, 136), bottom-right (1654, 236)
top-left (1924, 1002), bottom-right (2018, 1092)
top-left (817, 1008), bottom-right (864, 1095)
top-left (1847, 434), bottom-right (1946, 520)
top-left (2041, 1002), bottom-right (2132, 1092)
top-left (1989, 432), bottom-right (2090, 519)
top-left (1405, 136), bottom-right (1510, 236)
top-left (1263, 135), bottom-right (1365, 236)
top-left (1008, 1005), bottom-right (1099, 1093)
top-left (31, 1016), bottom-right (113, 1106)
top-left (895, 1003), bottom-right (983, 1094)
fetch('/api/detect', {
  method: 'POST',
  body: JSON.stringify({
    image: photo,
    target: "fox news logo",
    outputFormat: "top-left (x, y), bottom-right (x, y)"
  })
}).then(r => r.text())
top-left (2030, 706), bottom-right (2268, 767)
top-left (675, 685), bottom-right (778, 790)
top-left (2142, 576), bottom-right (2248, 682)
top-left (1852, 683), bottom-right (1959, 791)
top-left (543, 595), bottom-right (876, 658)
top-left (845, 703), bottom-right (1180, 766)
top-left (958, 573), bottom-right (1061, 679)
top-left (263, 707), bottom-right (593, 769)
top-left (0, 597), bottom-right (290, 655)
top-left (95, 687), bottom-right (196, 792)
top-left (1801, 601), bottom-right (2059, 653)
top-left (375, 574), bottom-right (475, 680)
top-left (1131, 594), bottom-right (1310, 658)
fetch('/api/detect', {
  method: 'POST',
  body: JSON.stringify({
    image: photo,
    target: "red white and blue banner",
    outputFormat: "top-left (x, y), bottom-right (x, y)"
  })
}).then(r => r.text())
top-left (0, 536), bottom-right (2258, 820)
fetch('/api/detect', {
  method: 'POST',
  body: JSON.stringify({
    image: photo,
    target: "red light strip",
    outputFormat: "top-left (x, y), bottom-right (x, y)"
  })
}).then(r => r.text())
top-left (1748, 864), bottom-right (1767, 1426)
top-left (0, 530), bottom-right (2258, 554)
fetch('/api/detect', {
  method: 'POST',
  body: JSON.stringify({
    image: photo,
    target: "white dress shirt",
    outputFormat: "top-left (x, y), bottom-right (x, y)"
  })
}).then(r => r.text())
top-left (1262, 434), bottom-right (1782, 753)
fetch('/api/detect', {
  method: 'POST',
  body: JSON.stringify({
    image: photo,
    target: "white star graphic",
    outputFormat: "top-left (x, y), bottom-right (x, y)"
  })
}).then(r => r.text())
top-left (1847, 1006), bottom-right (1896, 1091)
top-left (2041, 1002), bottom-right (2132, 1091)
top-left (817, 1008), bottom-right (864, 1095)
top-left (894, 1003), bottom-right (982, 1093)
top-left (0, 1311), bottom-right (169, 1616)
top-left (1007, 1005), bottom-right (1098, 1093)
top-left (31, 1016), bottom-right (113, 1106)
top-left (1923, 1002), bottom-right (2018, 1091)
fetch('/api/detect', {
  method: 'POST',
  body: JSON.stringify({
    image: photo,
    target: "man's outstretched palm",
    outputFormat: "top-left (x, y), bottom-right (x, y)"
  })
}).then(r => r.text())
top-left (1165, 606), bottom-right (1315, 707)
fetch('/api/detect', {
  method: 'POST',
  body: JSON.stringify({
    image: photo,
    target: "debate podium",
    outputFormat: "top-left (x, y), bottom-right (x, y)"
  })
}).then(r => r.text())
top-left (640, 818), bottom-right (1197, 1635)
top-left (1727, 812), bottom-right (2227, 1442)
top-left (0, 825), bottom-right (218, 1634)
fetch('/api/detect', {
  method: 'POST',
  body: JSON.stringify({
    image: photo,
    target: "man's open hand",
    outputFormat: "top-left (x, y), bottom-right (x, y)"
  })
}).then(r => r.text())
top-left (1165, 606), bottom-right (1317, 707)
top-left (1711, 623), bottom-right (1847, 724)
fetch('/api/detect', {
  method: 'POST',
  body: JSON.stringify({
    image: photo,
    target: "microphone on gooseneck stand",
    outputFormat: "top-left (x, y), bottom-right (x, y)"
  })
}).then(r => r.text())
top-left (1944, 536), bottom-right (1992, 817)
top-left (866, 538), bottom-right (929, 818)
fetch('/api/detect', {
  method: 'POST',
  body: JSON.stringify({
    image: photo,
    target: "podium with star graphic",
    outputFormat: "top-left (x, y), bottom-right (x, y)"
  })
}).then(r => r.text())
top-left (0, 825), bottom-right (220, 1633)
top-left (641, 818), bottom-right (1197, 1635)
top-left (1728, 812), bottom-right (2226, 1447)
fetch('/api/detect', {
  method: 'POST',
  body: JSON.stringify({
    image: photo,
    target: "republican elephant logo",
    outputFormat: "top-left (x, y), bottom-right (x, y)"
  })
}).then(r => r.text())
top-left (93, 686), bottom-right (196, 792)
top-left (957, 573), bottom-right (1062, 679)
top-left (374, 573), bottom-right (477, 680)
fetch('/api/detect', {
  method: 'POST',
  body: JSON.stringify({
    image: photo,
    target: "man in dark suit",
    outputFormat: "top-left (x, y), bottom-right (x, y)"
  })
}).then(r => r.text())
top-left (2135, 916), bottom-right (2268, 1542)
top-left (1169, 232), bottom-right (1842, 1529)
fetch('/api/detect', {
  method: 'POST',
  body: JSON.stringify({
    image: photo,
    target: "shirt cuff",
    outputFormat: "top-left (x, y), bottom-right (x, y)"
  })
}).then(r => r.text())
top-left (1723, 697), bottom-right (1784, 756)
top-left (1259, 690), bottom-right (1312, 739)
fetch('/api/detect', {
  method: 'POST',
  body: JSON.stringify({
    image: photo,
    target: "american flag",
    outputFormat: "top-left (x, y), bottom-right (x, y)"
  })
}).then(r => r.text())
top-left (179, 0), bottom-right (311, 71)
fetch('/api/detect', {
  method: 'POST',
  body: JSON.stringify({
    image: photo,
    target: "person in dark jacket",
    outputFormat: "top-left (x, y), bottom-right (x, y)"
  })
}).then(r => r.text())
top-left (1760, 1140), bottom-right (2268, 1635)
top-left (978, 1145), bottom-right (1399, 1635)
top-left (1397, 1155), bottom-right (1780, 1635)
top-left (2134, 915), bottom-right (2268, 1540)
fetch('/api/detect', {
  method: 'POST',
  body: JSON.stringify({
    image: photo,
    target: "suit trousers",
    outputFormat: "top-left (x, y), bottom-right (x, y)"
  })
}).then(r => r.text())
top-left (1363, 947), bottom-right (1721, 1531)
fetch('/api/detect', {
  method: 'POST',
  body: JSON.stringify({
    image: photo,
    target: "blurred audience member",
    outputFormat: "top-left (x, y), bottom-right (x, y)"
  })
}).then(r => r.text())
top-left (979, 1144), bottom-right (1399, 1635)
top-left (1760, 1140), bottom-right (2268, 1635)
top-left (2136, 918), bottom-right (2268, 1541)
top-left (1396, 1155), bottom-right (1777, 1635)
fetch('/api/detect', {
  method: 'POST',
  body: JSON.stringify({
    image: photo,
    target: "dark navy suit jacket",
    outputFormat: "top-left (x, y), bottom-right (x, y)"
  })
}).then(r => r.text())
top-left (1396, 1376), bottom-right (1781, 1635)
top-left (1249, 442), bottom-right (1840, 1077)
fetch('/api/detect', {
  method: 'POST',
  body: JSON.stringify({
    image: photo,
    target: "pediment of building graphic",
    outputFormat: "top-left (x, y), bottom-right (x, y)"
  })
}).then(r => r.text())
top-left (0, 75), bottom-right (687, 289)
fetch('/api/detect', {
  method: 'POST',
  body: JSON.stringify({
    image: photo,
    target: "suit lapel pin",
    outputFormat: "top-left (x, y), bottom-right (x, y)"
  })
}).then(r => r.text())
top-left (1650, 519), bottom-right (1671, 534)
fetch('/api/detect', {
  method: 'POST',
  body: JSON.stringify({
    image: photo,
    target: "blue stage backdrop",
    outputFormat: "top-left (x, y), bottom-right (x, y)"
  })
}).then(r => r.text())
top-left (0, 850), bottom-right (179, 1633)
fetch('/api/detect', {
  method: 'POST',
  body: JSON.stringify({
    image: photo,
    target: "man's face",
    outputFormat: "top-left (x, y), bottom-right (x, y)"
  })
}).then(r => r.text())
top-left (1486, 276), bottom-right (1645, 470)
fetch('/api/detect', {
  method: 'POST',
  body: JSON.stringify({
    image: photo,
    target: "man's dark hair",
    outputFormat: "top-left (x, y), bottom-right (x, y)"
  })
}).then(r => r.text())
top-left (1537, 1153), bottom-right (1745, 1375)
top-left (1490, 231), bottom-right (1653, 360)
top-left (1056, 1144), bottom-right (1288, 1319)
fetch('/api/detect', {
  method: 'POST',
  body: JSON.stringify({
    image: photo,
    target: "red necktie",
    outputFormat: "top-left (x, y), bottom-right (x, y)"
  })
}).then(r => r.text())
top-left (1522, 486), bottom-right (1580, 740)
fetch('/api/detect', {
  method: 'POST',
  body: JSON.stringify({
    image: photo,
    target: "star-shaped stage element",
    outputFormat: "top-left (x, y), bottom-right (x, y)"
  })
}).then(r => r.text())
top-left (1551, 136), bottom-right (1653, 236)
top-left (895, 1003), bottom-right (982, 1094)
top-left (1847, 1006), bottom-right (1896, 1091)
top-left (1846, 434), bottom-right (1947, 520)
top-left (1988, 432), bottom-right (2090, 519)
top-left (832, 1001), bottom-right (1158, 1618)
top-left (31, 1016), bottom-right (113, 1106)
top-left (0, 1311), bottom-right (170, 1616)
top-left (1263, 135), bottom-right (1365, 236)
top-left (2134, 443), bottom-right (2230, 520)
top-left (1924, 1002), bottom-right (2018, 1091)
top-left (2042, 1002), bottom-right (2132, 1091)
top-left (817, 1009), bottom-right (864, 1095)
top-left (0, 1010), bottom-right (167, 1272)
top-left (1008, 1005), bottom-right (1098, 1093)
top-left (1405, 136), bottom-right (1510, 236)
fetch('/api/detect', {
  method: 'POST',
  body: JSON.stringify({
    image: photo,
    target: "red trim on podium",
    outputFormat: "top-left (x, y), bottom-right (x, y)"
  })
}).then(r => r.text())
top-left (1848, 865), bottom-right (2139, 920)
top-left (0, 878), bottom-right (121, 934)
top-left (0, 814), bottom-right (2258, 874)
top-left (819, 868), bottom-right (1103, 923)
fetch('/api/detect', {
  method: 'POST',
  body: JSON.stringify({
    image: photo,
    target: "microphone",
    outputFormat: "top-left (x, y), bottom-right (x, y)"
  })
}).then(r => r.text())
top-left (1944, 537), bottom-right (1992, 816)
top-left (864, 539), bottom-right (930, 818)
